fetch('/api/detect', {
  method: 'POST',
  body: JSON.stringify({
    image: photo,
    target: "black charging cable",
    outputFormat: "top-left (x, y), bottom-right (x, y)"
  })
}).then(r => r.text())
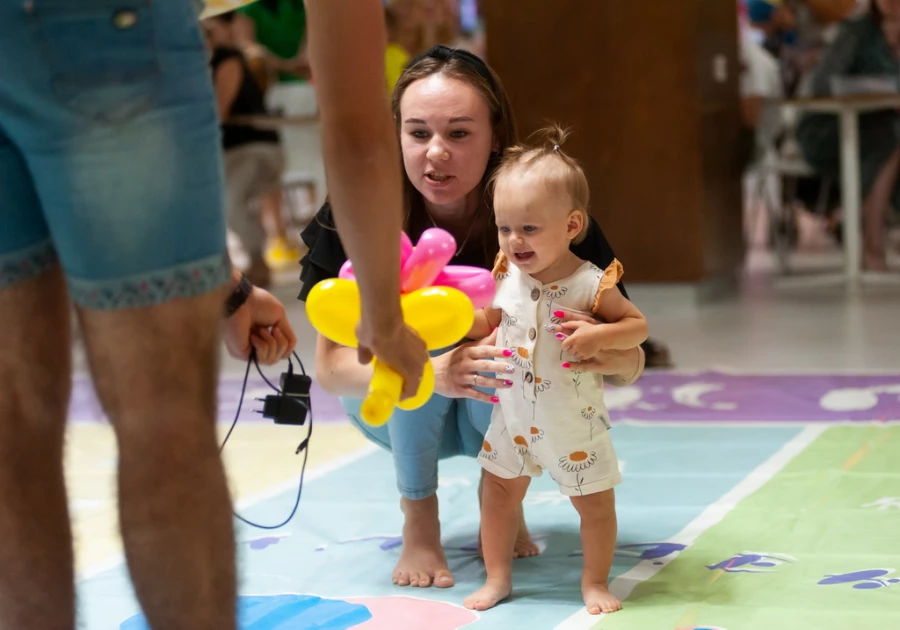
top-left (219, 350), bottom-right (312, 530)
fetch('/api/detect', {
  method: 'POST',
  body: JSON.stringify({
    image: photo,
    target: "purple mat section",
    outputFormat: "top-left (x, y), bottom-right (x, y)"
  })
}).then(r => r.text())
top-left (68, 371), bottom-right (900, 425)
top-left (603, 371), bottom-right (900, 422)
top-left (69, 374), bottom-right (349, 425)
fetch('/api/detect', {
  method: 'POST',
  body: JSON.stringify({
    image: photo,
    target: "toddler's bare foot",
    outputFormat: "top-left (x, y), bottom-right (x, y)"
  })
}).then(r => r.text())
top-left (463, 577), bottom-right (512, 611)
top-left (392, 497), bottom-right (454, 588)
top-left (583, 582), bottom-right (621, 615)
top-left (477, 505), bottom-right (540, 558)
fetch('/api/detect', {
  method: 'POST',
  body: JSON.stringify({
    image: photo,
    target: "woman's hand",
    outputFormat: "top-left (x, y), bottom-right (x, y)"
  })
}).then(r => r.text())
top-left (564, 348), bottom-right (645, 383)
top-left (432, 329), bottom-right (515, 404)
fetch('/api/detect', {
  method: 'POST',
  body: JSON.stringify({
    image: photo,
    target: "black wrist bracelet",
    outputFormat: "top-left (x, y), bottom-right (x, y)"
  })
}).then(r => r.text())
top-left (224, 274), bottom-right (253, 318)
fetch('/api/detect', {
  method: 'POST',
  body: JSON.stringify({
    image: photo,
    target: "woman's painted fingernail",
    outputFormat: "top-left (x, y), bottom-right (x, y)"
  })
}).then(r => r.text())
top-left (504, 380), bottom-right (513, 387)
top-left (556, 333), bottom-right (565, 340)
top-left (562, 362), bottom-right (571, 368)
top-left (544, 324), bottom-right (555, 331)
top-left (503, 349), bottom-right (513, 357)
top-left (491, 396), bottom-right (500, 403)
top-left (553, 310), bottom-right (565, 318)
top-left (505, 365), bottom-right (515, 373)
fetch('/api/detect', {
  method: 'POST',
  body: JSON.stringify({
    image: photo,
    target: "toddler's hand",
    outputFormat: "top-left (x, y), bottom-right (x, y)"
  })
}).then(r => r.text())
top-left (559, 320), bottom-right (607, 360)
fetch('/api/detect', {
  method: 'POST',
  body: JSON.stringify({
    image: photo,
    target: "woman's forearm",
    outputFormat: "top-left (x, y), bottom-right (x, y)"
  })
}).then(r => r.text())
top-left (605, 346), bottom-right (646, 387)
top-left (315, 335), bottom-right (373, 398)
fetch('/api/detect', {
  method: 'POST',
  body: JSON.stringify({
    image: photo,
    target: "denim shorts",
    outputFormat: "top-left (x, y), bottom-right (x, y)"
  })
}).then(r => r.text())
top-left (0, 0), bottom-right (229, 309)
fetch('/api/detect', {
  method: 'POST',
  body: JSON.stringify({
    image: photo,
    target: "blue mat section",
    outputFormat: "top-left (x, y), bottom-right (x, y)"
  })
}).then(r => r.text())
top-left (79, 424), bottom-right (802, 629)
top-left (121, 594), bottom-right (372, 630)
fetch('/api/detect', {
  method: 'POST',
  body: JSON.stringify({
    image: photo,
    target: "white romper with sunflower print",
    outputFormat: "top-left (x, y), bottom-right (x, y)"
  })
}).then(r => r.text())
top-left (477, 254), bottom-right (624, 497)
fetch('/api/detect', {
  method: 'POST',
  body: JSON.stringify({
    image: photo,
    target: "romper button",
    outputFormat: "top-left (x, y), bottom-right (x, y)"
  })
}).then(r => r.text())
top-left (530, 288), bottom-right (540, 301)
top-left (529, 327), bottom-right (536, 340)
top-left (524, 372), bottom-right (534, 384)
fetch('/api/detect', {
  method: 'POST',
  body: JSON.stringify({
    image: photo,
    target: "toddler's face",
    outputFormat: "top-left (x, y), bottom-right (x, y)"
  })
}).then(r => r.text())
top-left (494, 169), bottom-right (582, 281)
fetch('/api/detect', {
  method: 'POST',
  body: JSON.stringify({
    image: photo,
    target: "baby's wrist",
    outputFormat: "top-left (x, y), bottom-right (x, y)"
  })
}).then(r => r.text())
top-left (586, 322), bottom-right (609, 349)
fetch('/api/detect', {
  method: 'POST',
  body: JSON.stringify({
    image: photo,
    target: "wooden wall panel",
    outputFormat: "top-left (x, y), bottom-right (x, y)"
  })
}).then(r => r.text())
top-left (483, 0), bottom-right (744, 283)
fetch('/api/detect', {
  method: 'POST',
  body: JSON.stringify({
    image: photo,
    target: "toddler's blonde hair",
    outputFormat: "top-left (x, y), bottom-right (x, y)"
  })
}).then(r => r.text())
top-left (489, 123), bottom-right (590, 244)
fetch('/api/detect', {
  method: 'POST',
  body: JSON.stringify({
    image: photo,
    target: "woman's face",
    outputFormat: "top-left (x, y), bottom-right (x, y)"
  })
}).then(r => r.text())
top-left (398, 74), bottom-right (496, 210)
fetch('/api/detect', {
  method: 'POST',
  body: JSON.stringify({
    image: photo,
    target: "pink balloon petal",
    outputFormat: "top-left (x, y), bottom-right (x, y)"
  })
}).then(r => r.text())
top-left (401, 228), bottom-right (456, 293)
top-left (338, 259), bottom-right (355, 280)
top-left (400, 231), bottom-right (414, 266)
top-left (433, 265), bottom-right (496, 309)
top-left (339, 231), bottom-right (416, 281)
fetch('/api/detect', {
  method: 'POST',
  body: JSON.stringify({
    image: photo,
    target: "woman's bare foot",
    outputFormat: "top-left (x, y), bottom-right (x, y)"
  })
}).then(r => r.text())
top-left (477, 505), bottom-right (539, 559)
top-left (582, 582), bottom-right (621, 615)
top-left (392, 496), bottom-right (454, 588)
top-left (463, 577), bottom-right (512, 611)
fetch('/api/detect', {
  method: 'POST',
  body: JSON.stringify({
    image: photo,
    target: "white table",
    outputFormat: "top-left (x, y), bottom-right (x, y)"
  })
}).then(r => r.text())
top-left (778, 93), bottom-right (900, 290)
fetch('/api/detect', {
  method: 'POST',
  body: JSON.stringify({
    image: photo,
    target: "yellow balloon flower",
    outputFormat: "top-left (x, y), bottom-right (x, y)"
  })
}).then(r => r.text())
top-left (305, 278), bottom-right (474, 426)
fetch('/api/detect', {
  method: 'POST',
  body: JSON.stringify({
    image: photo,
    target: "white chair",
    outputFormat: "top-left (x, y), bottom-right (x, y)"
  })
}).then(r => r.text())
top-left (280, 169), bottom-right (318, 235)
top-left (745, 103), bottom-right (834, 274)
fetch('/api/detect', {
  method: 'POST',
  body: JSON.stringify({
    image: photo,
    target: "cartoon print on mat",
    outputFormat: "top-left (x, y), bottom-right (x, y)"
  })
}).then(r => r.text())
top-left (121, 594), bottom-right (479, 629)
top-left (244, 534), bottom-right (289, 551)
top-left (570, 541), bottom-right (687, 561)
top-left (326, 535), bottom-right (404, 551)
top-left (706, 552), bottom-right (797, 573)
top-left (120, 594), bottom-right (371, 630)
top-left (613, 542), bottom-right (688, 564)
top-left (861, 497), bottom-right (900, 510)
top-left (345, 596), bottom-right (478, 629)
top-left (819, 384), bottom-right (900, 412)
top-left (818, 568), bottom-right (900, 589)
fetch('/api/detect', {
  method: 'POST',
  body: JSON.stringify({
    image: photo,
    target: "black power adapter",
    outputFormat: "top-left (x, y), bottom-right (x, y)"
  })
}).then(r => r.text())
top-left (258, 366), bottom-right (311, 426)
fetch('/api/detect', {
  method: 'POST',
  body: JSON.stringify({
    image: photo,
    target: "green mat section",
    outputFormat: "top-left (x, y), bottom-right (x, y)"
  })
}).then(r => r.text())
top-left (595, 425), bottom-right (900, 630)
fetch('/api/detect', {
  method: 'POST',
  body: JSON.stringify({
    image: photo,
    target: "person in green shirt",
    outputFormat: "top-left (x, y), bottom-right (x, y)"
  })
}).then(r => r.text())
top-left (235, 0), bottom-right (310, 84)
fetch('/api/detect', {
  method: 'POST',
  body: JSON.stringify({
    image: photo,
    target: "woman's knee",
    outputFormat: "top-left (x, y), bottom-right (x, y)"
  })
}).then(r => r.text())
top-left (341, 397), bottom-right (392, 451)
top-left (341, 395), bottom-right (452, 498)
